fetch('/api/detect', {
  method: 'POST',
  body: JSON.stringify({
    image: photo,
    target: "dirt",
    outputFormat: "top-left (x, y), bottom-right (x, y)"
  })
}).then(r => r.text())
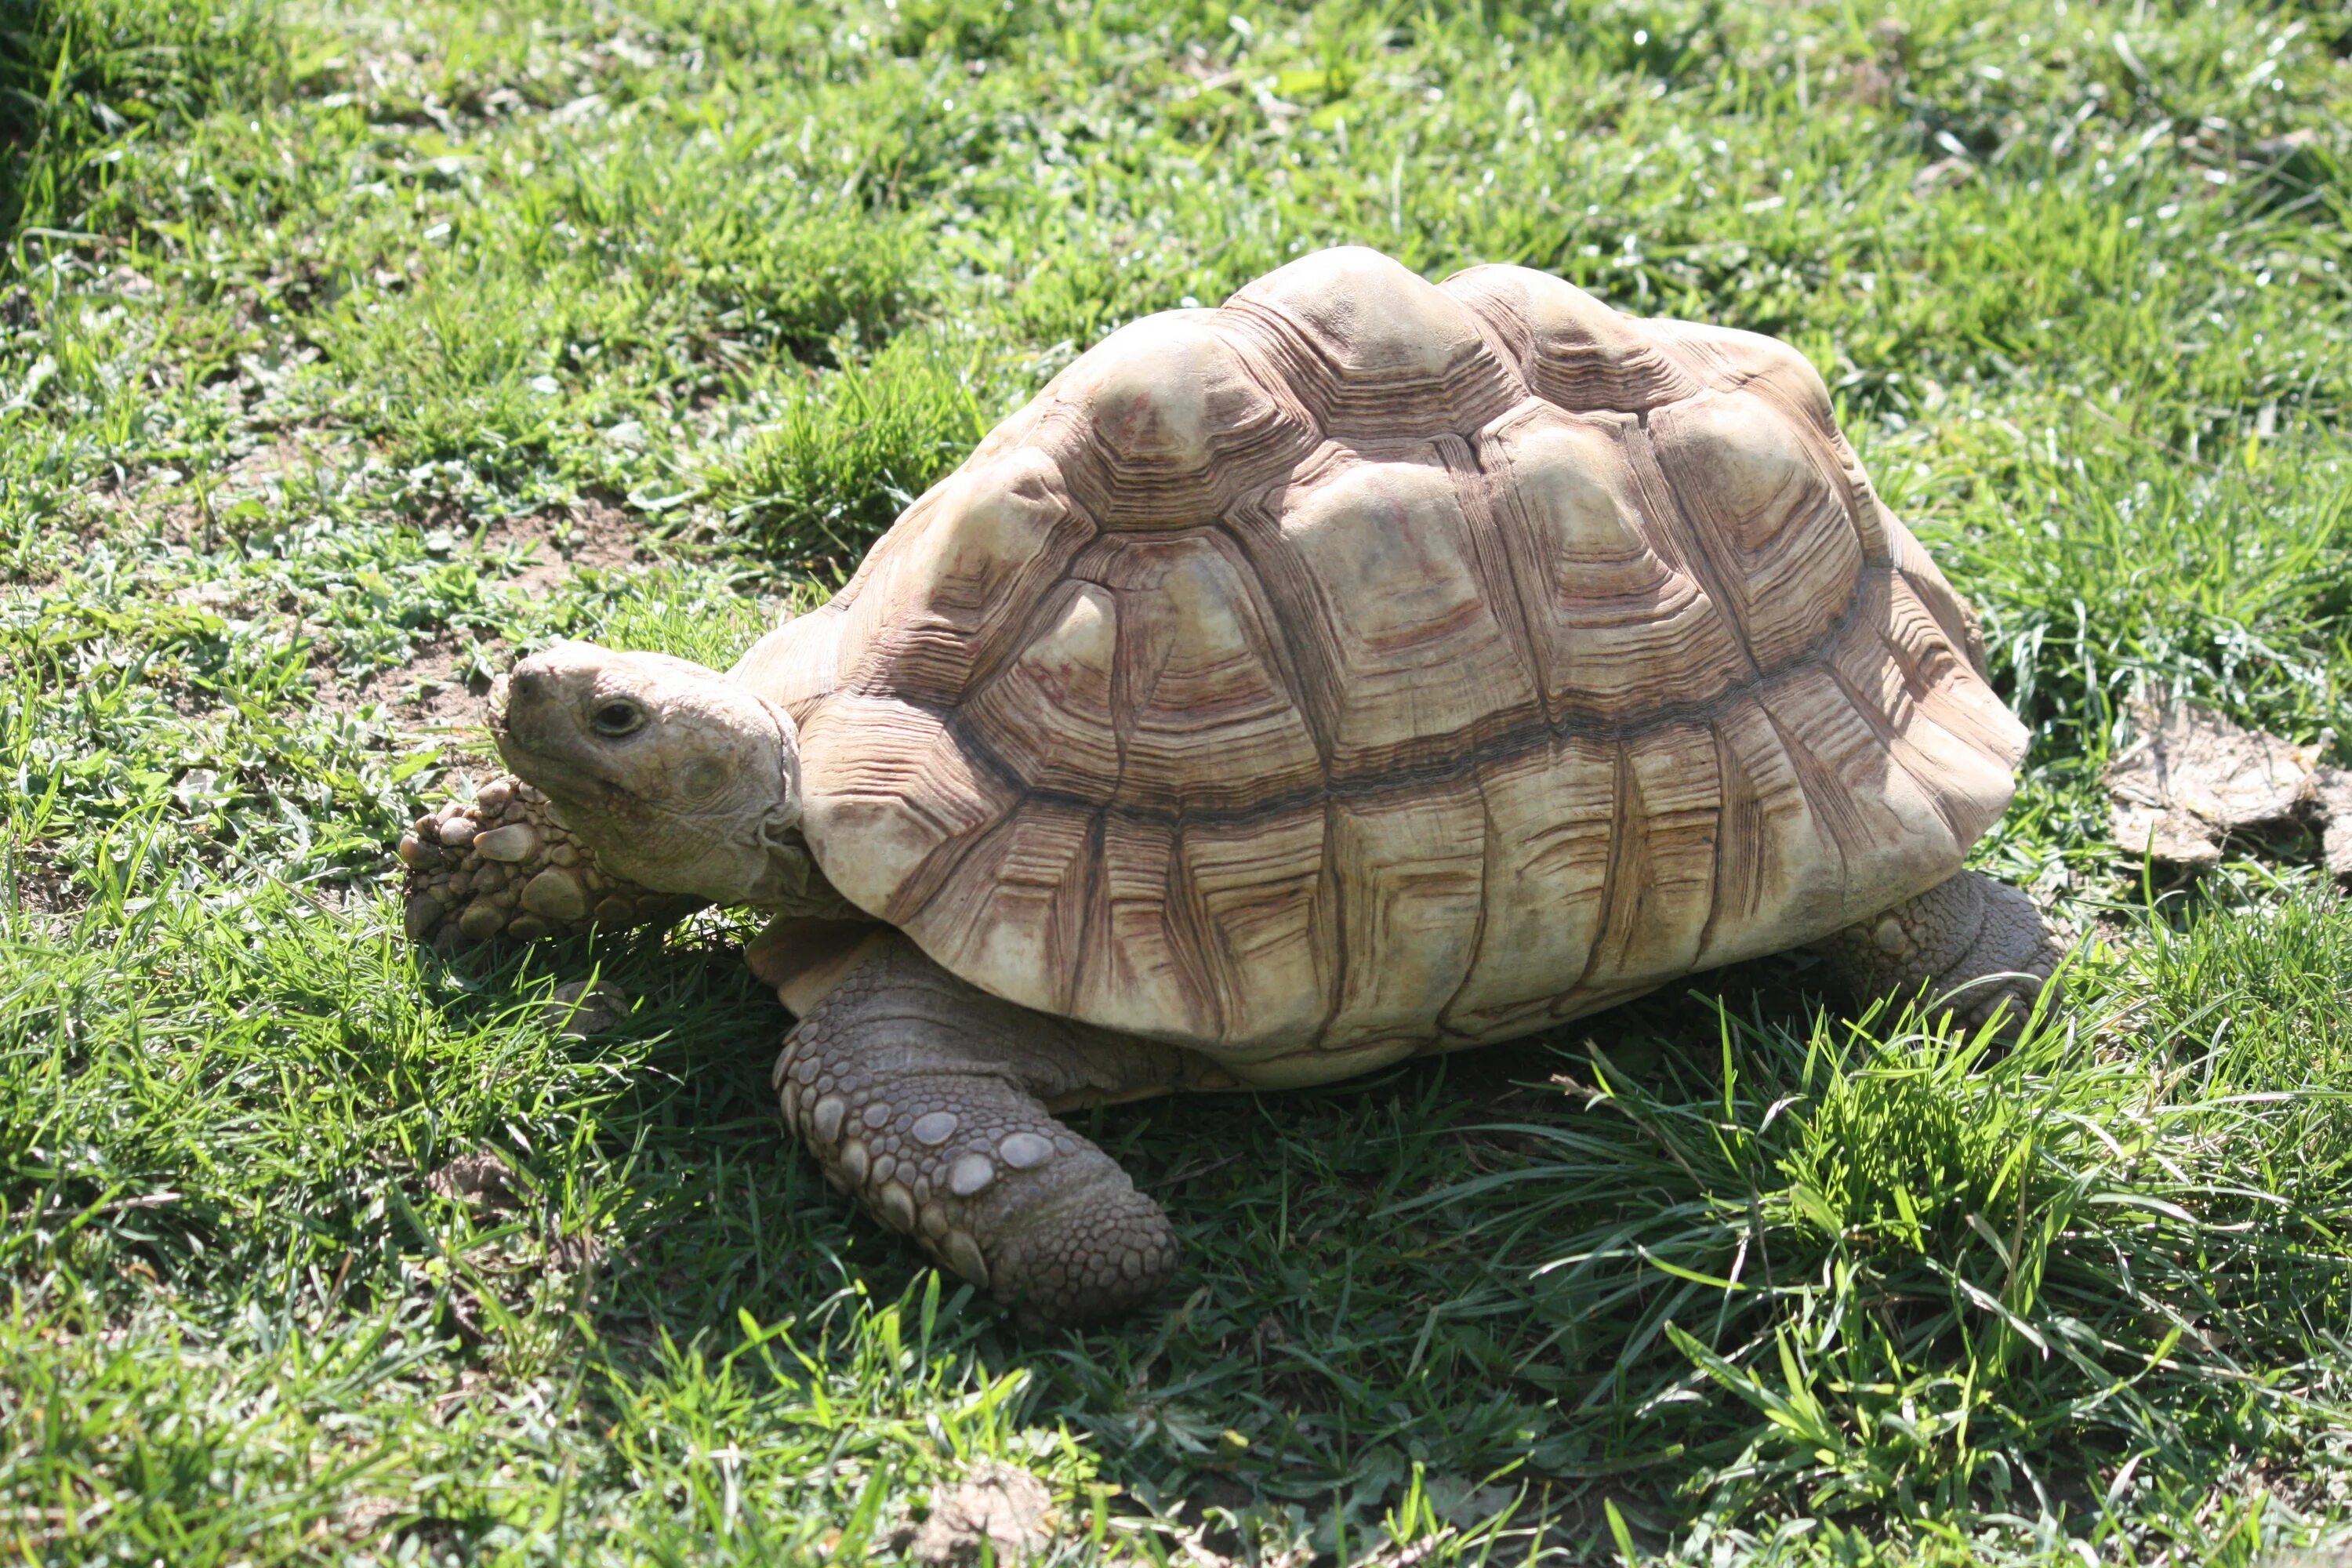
top-left (9, 858), bottom-right (83, 925)
top-left (426, 1149), bottom-right (522, 1210)
top-left (336, 498), bottom-right (649, 726)
top-left (900, 1462), bottom-right (1058, 1566)
top-left (72, 430), bottom-right (362, 553)
top-left (346, 635), bottom-right (497, 726)
top-left (470, 496), bottom-right (644, 597)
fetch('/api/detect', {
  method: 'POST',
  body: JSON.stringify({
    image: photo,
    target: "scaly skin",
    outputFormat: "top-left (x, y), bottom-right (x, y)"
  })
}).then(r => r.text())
top-left (1812, 870), bottom-right (2065, 1034)
top-left (771, 934), bottom-right (1217, 1327)
top-left (400, 775), bottom-right (706, 953)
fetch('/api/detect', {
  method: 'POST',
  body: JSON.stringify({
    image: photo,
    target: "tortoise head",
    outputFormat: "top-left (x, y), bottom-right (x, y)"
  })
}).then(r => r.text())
top-left (490, 641), bottom-right (804, 906)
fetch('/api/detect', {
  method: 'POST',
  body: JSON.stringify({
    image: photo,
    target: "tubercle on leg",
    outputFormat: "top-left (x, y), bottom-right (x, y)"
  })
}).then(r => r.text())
top-left (768, 939), bottom-right (1183, 1326)
top-left (399, 777), bottom-right (706, 953)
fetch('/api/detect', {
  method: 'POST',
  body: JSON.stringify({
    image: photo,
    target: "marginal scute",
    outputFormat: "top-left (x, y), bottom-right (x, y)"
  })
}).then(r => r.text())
top-left (905, 800), bottom-right (1096, 1018)
top-left (1178, 808), bottom-right (1330, 1054)
top-left (1068, 815), bottom-right (1221, 1044)
top-left (1886, 511), bottom-right (1989, 674)
top-left (1879, 564), bottom-right (2026, 766)
top-left (1576, 720), bottom-right (1722, 995)
top-left (1310, 776), bottom-right (1486, 1065)
top-left (1439, 731), bottom-right (1617, 1043)
top-left (1759, 662), bottom-right (1967, 924)
top-left (732, 603), bottom-right (844, 723)
top-left (1831, 573), bottom-right (2020, 853)
top-left (800, 695), bottom-right (1019, 927)
top-left (1692, 695), bottom-right (1846, 970)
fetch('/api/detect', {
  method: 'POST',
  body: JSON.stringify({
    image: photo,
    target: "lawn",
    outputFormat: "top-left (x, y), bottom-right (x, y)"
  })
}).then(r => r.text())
top-left (4, 0), bottom-right (2352, 1562)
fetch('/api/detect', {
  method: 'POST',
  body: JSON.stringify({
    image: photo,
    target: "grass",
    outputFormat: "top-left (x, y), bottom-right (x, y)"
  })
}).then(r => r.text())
top-left (3, 0), bottom-right (2352, 1561)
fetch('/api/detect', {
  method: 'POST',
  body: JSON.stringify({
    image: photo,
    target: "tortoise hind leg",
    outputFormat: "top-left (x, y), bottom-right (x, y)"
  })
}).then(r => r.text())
top-left (772, 934), bottom-right (1207, 1327)
top-left (1811, 870), bottom-right (2066, 1035)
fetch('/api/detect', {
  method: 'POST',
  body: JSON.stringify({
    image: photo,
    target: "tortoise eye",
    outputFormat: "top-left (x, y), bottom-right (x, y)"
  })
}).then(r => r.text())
top-left (591, 698), bottom-right (647, 738)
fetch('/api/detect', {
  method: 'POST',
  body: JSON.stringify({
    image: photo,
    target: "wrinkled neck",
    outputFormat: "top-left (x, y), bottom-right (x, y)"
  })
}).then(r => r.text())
top-left (748, 830), bottom-right (862, 921)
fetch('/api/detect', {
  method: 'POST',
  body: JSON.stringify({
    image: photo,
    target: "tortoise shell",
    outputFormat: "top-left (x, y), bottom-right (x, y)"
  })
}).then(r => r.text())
top-left (735, 247), bottom-right (2027, 1085)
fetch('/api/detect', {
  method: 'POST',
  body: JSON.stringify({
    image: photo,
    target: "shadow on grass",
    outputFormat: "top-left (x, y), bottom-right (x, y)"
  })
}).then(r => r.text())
top-left (403, 911), bottom-right (2334, 1559)
top-left (401, 912), bottom-right (1733, 1542)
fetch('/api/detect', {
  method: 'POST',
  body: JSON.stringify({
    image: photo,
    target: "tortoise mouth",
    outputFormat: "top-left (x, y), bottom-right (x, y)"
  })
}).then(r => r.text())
top-left (485, 673), bottom-right (514, 742)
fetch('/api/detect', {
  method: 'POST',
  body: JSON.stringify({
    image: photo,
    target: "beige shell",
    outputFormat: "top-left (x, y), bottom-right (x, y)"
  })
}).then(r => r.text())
top-left (734, 247), bottom-right (2027, 1085)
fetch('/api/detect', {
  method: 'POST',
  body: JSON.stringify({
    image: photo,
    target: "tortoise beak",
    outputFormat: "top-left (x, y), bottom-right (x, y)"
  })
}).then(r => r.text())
top-left (489, 655), bottom-right (598, 786)
top-left (490, 647), bottom-right (650, 812)
top-left (486, 673), bottom-right (513, 740)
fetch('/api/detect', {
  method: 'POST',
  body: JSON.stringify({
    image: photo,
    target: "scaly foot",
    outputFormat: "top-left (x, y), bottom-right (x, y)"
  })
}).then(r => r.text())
top-left (1813, 870), bottom-right (2066, 1035)
top-left (399, 775), bottom-right (706, 953)
top-left (771, 934), bottom-right (1194, 1326)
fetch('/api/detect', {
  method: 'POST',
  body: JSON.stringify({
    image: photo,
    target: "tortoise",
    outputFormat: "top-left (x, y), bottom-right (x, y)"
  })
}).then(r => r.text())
top-left (400, 246), bottom-right (2063, 1326)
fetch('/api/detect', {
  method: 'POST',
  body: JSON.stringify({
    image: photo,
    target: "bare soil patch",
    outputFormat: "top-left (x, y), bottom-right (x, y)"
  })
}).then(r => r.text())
top-left (352, 635), bottom-right (503, 726)
top-left (489, 497), bottom-right (643, 595)
top-left (333, 499), bottom-right (649, 726)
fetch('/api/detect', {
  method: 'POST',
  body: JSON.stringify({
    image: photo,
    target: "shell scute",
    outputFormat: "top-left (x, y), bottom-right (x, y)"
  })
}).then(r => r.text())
top-left (1573, 719), bottom-right (1721, 997)
top-left (1258, 442), bottom-right (1541, 774)
top-left (1831, 571), bottom-right (2020, 851)
top-left (1226, 247), bottom-right (1522, 439)
top-left (906, 801), bottom-right (1096, 1018)
top-left (1038, 310), bottom-right (1314, 529)
top-left (1177, 808), bottom-right (1330, 1054)
top-left (1653, 320), bottom-right (1893, 565)
top-left (789, 251), bottom-right (2024, 1062)
top-left (1694, 695), bottom-right (1846, 970)
top-left (1437, 731), bottom-right (1617, 1043)
top-left (1067, 815), bottom-right (1220, 1043)
top-left (1312, 777), bottom-right (1486, 1076)
top-left (1476, 403), bottom-right (1748, 720)
top-left (799, 696), bottom-right (1018, 927)
top-left (1442, 263), bottom-right (1702, 412)
top-left (1080, 532), bottom-right (1322, 812)
top-left (830, 446), bottom-right (1094, 708)
top-left (1646, 390), bottom-right (1865, 672)
top-left (1757, 663), bottom-right (1966, 924)
top-left (963, 581), bottom-right (1122, 799)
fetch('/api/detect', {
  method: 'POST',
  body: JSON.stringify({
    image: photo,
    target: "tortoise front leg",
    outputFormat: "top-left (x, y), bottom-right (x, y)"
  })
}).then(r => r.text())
top-left (1811, 870), bottom-right (2066, 1035)
top-left (771, 934), bottom-right (1205, 1327)
top-left (400, 776), bottom-right (706, 952)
